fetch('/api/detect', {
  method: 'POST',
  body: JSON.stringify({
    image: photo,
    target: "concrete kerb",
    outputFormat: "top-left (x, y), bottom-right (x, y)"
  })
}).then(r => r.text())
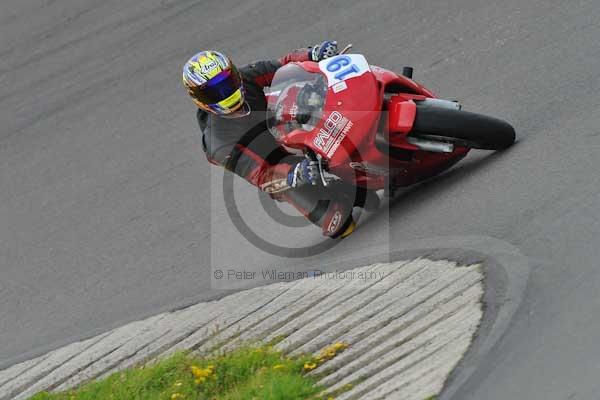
top-left (0, 235), bottom-right (529, 400)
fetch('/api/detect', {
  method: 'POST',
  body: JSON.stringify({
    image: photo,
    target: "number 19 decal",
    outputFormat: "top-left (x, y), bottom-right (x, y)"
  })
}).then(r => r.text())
top-left (326, 56), bottom-right (361, 80)
top-left (319, 54), bottom-right (371, 87)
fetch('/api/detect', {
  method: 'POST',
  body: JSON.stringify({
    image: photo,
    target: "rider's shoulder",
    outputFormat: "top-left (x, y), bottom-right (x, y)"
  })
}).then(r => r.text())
top-left (196, 108), bottom-right (209, 131)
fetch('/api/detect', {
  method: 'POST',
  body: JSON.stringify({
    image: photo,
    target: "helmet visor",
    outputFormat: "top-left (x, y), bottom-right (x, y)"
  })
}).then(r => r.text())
top-left (190, 67), bottom-right (242, 106)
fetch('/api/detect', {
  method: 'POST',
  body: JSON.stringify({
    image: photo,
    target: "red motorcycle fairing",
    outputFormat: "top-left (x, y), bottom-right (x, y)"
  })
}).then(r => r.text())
top-left (267, 56), bottom-right (470, 191)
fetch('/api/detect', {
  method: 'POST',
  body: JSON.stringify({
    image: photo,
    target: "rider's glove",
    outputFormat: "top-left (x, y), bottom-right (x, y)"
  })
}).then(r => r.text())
top-left (310, 40), bottom-right (339, 62)
top-left (287, 158), bottom-right (320, 188)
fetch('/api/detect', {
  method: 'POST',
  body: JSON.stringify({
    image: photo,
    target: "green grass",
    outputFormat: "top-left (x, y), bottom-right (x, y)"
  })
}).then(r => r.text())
top-left (30, 345), bottom-right (325, 400)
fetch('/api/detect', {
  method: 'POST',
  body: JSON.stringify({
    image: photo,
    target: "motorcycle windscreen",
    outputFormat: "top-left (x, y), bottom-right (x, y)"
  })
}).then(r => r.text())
top-left (266, 64), bottom-right (327, 140)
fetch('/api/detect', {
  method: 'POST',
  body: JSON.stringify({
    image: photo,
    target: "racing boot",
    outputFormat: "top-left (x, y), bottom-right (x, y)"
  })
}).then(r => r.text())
top-left (278, 184), bottom-right (356, 238)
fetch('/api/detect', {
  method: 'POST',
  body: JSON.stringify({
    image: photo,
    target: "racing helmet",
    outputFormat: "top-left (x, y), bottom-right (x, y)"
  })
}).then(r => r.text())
top-left (182, 50), bottom-right (249, 117)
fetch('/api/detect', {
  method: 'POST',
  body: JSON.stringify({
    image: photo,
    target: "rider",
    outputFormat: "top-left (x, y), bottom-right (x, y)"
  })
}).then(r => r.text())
top-left (182, 41), bottom-right (375, 238)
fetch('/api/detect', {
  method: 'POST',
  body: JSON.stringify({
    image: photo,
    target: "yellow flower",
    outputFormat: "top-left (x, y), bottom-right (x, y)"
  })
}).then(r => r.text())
top-left (173, 380), bottom-right (183, 387)
top-left (333, 342), bottom-right (349, 351)
top-left (191, 364), bottom-right (214, 381)
top-left (303, 362), bottom-right (317, 371)
top-left (315, 342), bottom-right (350, 363)
top-left (171, 394), bottom-right (184, 400)
top-left (272, 364), bottom-right (285, 370)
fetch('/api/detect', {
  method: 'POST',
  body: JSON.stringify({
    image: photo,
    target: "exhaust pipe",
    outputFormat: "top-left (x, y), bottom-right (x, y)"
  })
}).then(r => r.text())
top-left (407, 137), bottom-right (454, 153)
top-left (416, 98), bottom-right (461, 111)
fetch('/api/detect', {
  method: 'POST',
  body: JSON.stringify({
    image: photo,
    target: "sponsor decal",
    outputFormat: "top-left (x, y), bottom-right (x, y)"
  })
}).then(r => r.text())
top-left (200, 60), bottom-right (219, 74)
top-left (332, 81), bottom-right (348, 93)
top-left (319, 54), bottom-right (371, 87)
top-left (259, 178), bottom-right (289, 194)
top-left (289, 103), bottom-right (298, 119)
top-left (327, 210), bottom-right (342, 234)
top-left (313, 111), bottom-right (353, 157)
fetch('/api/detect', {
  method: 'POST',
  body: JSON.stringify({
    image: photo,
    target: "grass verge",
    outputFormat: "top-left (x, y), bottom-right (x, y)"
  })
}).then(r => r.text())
top-left (30, 345), bottom-right (331, 400)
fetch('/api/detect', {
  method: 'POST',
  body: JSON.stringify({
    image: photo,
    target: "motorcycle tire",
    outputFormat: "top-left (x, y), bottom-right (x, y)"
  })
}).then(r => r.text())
top-left (411, 107), bottom-right (516, 150)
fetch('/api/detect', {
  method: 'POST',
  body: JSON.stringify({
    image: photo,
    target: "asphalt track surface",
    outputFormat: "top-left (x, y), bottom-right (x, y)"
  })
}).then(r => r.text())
top-left (1, 0), bottom-right (600, 398)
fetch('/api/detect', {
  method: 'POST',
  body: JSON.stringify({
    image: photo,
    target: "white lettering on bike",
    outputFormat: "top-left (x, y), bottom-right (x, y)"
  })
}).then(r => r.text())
top-left (332, 81), bottom-right (348, 93)
top-left (289, 103), bottom-right (298, 119)
top-left (327, 120), bottom-right (353, 158)
top-left (313, 111), bottom-right (353, 157)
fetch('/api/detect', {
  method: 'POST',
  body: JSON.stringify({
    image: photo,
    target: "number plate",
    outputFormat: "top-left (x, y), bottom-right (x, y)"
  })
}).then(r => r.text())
top-left (319, 54), bottom-right (371, 87)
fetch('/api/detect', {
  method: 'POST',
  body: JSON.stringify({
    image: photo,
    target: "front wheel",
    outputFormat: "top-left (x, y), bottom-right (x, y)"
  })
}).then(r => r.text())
top-left (411, 107), bottom-right (516, 150)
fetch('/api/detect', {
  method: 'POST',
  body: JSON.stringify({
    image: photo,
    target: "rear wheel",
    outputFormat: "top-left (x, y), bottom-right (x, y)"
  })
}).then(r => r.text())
top-left (411, 107), bottom-right (516, 150)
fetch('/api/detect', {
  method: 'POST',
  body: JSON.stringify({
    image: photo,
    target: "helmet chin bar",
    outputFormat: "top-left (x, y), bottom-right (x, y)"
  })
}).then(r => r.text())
top-left (220, 101), bottom-right (251, 119)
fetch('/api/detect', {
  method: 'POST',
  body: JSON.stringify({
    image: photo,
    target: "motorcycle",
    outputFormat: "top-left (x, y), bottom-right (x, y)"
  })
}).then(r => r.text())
top-left (266, 45), bottom-right (515, 197)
